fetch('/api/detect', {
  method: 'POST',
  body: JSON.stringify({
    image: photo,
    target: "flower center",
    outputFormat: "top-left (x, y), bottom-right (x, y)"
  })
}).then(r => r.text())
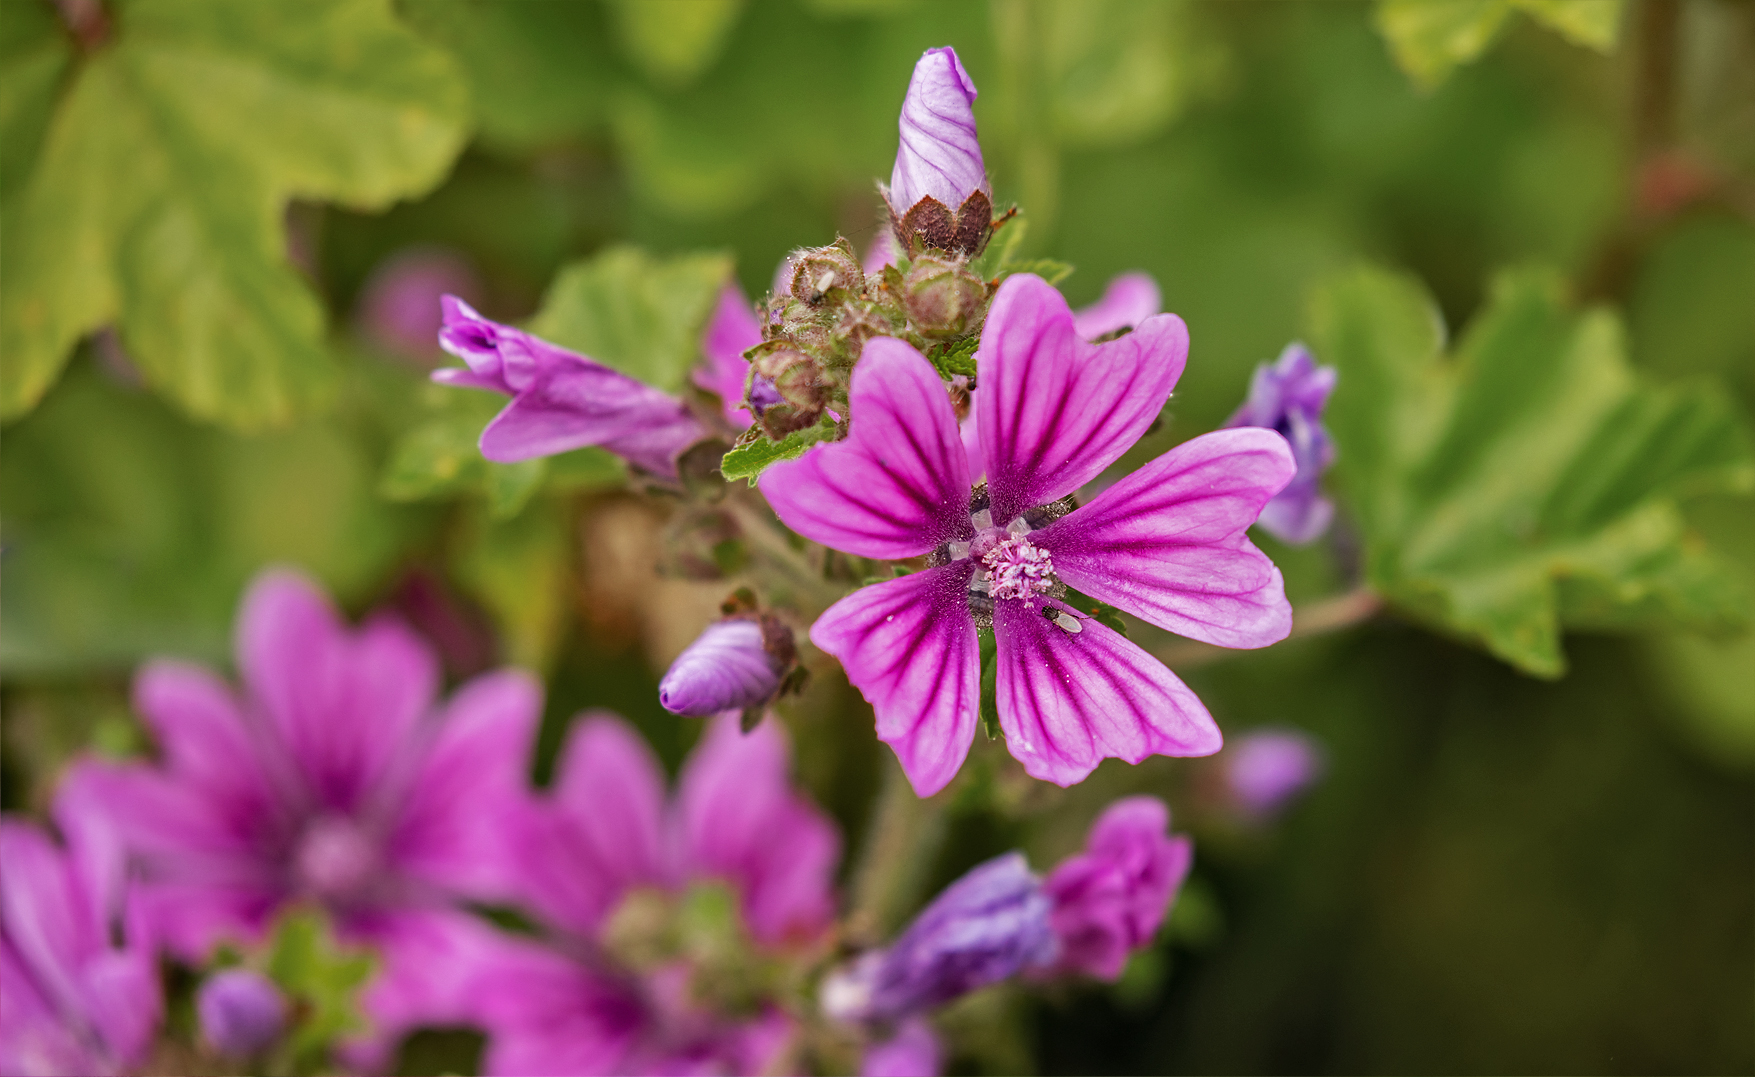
top-left (293, 815), bottom-right (378, 903)
top-left (978, 532), bottom-right (1055, 602)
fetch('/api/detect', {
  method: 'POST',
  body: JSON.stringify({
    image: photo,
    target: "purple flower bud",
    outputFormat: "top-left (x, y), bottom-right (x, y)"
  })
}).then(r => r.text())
top-left (826, 852), bottom-right (1056, 1022)
top-left (359, 247), bottom-right (482, 366)
top-left (885, 48), bottom-right (993, 258)
top-left (1223, 727), bottom-right (1324, 818)
top-left (1043, 797), bottom-right (1192, 981)
top-left (659, 618), bottom-right (795, 716)
top-left (197, 969), bottom-right (286, 1058)
top-left (862, 1017), bottom-right (941, 1077)
top-left (1223, 342), bottom-right (1338, 545)
top-left (748, 347), bottom-right (830, 438)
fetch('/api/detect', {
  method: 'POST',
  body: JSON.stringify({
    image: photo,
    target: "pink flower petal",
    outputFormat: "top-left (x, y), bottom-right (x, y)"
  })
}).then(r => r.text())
top-left (519, 713), bottom-right (669, 937)
top-left (977, 275), bottom-right (1188, 525)
top-left (695, 284), bottom-right (760, 428)
top-left (762, 337), bottom-right (973, 560)
top-left (993, 600), bottom-right (1220, 786)
top-left (389, 669), bottom-right (541, 900)
top-left (676, 714), bottom-right (839, 945)
top-left (236, 570), bottom-right (438, 814)
top-left (474, 937), bottom-right (641, 1077)
top-left (1039, 427), bottom-right (1296, 649)
top-left (1071, 272), bottom-right (1161, 341)
top-left (809, 565), bottom-right (981, 796)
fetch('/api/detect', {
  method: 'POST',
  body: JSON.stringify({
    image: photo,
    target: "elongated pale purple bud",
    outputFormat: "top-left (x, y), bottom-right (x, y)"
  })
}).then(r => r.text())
top-left (885, 48), bottom-right (993, 258)
top-left (197, 969), bottom-right (286, 1058)
top-left (1224, 342), bottom-right (1338, 545)
top-left (1044, 797), bottom-right (1191, 981)
top-left (1223, 727), bottom-right (1324, 817)
top-left (825, 852), bottom-right (1056, 1022)
top-left (890, 47), bottom-right (987, 212)
top-left (659, 619), bottom-right (793, 716)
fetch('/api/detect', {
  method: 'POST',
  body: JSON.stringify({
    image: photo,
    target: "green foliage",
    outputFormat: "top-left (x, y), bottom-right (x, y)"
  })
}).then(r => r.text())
top-left (605, 0), bottom-right (744, 89)
top-left (927, 336), bottom-right (980, 379)
top-left (1374, 0), bottom-right (1623, 90)
top-left (0, 0), bottom-right (468, 429)
top-left (264, 908), bottom-right (376, 1075)
top-left (527, 246), bottom-right (733, 392)
top-left (0, 0), bottom-right (69, 204)
top-left (381, 385), bottom-right (623, 519)
top-left (719, 419), bottom-right (837, 484)
top-left (1312, 264), bottom-right (1755, 677)
top-left (0, 361), bottom-right (417, 675)
top-left (449, 496), bottom-right (573, 670)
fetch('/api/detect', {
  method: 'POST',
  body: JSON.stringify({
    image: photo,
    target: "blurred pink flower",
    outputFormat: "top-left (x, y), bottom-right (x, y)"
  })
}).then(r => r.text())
top-left (359, 247), bottom-right (483, 365)
top-left (1044, 796), bottom-right (1191, 981)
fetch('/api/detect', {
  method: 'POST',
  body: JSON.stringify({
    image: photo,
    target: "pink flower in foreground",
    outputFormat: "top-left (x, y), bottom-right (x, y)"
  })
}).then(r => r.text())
top-left (61, 570), bottom-right (538, 1061)
top-left (761, 274), bottom-right (1296, 794)
top-left (0, 816), bottom-right (161, 1077)
top-left (434, 297), bottom-right (706, 479)
top-left (476, 712), bottom-right (838, 1076)
top-left (1044, 797), bottom-right (1191, 981)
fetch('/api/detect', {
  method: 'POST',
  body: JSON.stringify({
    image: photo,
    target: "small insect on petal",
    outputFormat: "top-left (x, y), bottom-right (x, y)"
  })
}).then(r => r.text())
top-left (1052, 611), bottom-right (1082, 634)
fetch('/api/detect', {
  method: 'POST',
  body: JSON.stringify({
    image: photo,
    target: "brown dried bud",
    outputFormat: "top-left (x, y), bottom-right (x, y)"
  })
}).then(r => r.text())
top-left (789, 240), bottom-right (864, 306)
top-left (889, 189), bottom-right (994, 259)
top-left (903, 255), bottom-right (987, 339)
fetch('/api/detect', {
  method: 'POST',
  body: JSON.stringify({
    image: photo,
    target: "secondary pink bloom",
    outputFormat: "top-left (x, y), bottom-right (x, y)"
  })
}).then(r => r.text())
top-left (359, 246), bottom-right (482, 365)
top-left (61, 570), bottom-right (539, 1059)
top-left (0, 816), bottom-right (161, 1077)
top-left (696, 285), bottom-right (762, 429)
top-left (434, 296), bottom-right (706, 479)
top-left (862, 1017), bottom-right (941, 1077)
top-left (477, 712), bottom-right (838, 1075)
top-left (1224, 343), bottom-right (1338, 545)
top-left (1221, 726), bottom-right (1325, 817)
top-left (762, 274), bottom-right (1295, 794)
top-left (1043, 797), bottom-right (1191, 981)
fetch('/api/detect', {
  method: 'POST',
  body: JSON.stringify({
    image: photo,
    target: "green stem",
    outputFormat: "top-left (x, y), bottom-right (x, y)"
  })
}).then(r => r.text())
top-left (1154, 588), bottom-right (1383, 670)
top-left (846, 758), bottom-right (949, 944)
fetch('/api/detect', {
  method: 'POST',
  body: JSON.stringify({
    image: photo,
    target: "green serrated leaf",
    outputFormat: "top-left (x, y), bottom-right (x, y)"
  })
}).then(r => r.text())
top-left (605, 0), bottom-right (744, 89)
top-left (1312, 264), bottom-right (1755, 677)
top-left (928, 337), bottom-right (980, 378)
top-left (265, 907), bottom-right (375, 1074)
top-left (1374, 0), bottom-right (1623, 91)
top-left (0, 0), bottom-right (469, 429)
top-left (526, 246), bottom-right (733, 392)
top-left (1004, 258), bottom-right (1075, 286)
top-left (719, 421), bottom-right (837, 484)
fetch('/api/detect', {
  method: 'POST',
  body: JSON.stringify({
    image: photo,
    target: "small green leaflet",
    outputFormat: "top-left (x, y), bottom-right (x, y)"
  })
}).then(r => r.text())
top-left (527, 246), bottom-right (732, 393)
top-left (928, 337), bottom-right (979, 378)
top-left (265, 908), bottom-right (376, 1075)
top-left (720, 420), bottom-right (838, 484)
top-left (0, 0), bottom-right (469, 429)
top-left (1312, 264), bottom-right (1754, 678)
top-left (1374, 0), bottom-right (1624, 91)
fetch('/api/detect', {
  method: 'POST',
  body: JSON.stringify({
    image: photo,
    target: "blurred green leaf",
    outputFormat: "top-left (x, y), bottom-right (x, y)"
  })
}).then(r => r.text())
top-left (400, 0), bottom-right (611, 151)
top-left (610, 88), bottom-right (771, 219)
top-left (1374, 0), bottom-right (1623, 91)
top-left (265, 908), bottom-right (376, 1074)
top-left (527, 245), bottom-right (732, 392)
top-left (380, 384), bottom-right (624, 518)
top-left (0, 0), bottom-right (468, 428)
top-left (449, 496), bottom-right (572, 670)
top-left (0, 0), bottom-right (69, 206)
top-left (719, 419), bottom-right (836, 484)
top-left (1312, 264), bottom-right (1755, 677)
top-left (605, 0), bottom-right (744, 89)
top-left (1, 361), bottom-right (417, 675)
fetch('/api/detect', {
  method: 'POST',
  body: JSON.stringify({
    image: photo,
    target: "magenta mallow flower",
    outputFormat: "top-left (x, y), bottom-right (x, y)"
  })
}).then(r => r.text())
top-left (0, 816), bottom-right (161, 1077)
top-left (475, 711), bottom-right (838, 1075)
top-left (1043, 796), bottom-right (1191, 981)
top-left (696, 284), bottom-right (763, 429)
top-left (435, 296), bottom-right (707, 479)
top-left (884, 47), bottom-right (992, 257)
top-left (359, 247), bottom-right (482, 365)
top-left (1224, 342), bottom-right (1338, 545)
top-left (196, 968), bottom-right (286, 1058)
top-left (61, 569), bottom-right (540, 1060)
top-left (762, 273), bottom-right (1296, 794)
top-left (824, 852), bottom-right (1055, 1024)
top-left (1222, 727), bottom-right (1325, 818)
top-left (658, 617), bottom-right (794, 717)
top-left (862, 1017), bottom-right (941, 1077)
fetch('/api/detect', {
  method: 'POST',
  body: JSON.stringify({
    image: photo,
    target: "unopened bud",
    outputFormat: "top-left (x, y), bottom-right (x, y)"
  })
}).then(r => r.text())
top-left (197, 968), bottom-right (286, 1058)
top-left (903, 256), bottom-right (987, 339)
top-left (789, 241), bottom-right (864, 306)
top-left (747, 348), bottom-right (829, 438)
top-left (659, 617), bottom-right (796, 716)
top-left (885, 48), bottom-right (993, 258)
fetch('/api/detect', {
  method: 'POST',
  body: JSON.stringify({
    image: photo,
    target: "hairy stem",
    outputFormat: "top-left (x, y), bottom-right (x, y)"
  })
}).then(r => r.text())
top-left (1153, 587), bottom-right (1383, 670)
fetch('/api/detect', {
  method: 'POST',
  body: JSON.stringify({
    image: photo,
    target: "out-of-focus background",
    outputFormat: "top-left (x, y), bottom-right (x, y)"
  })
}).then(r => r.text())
top-left (3, 1), bottom-right (1752, 1073)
